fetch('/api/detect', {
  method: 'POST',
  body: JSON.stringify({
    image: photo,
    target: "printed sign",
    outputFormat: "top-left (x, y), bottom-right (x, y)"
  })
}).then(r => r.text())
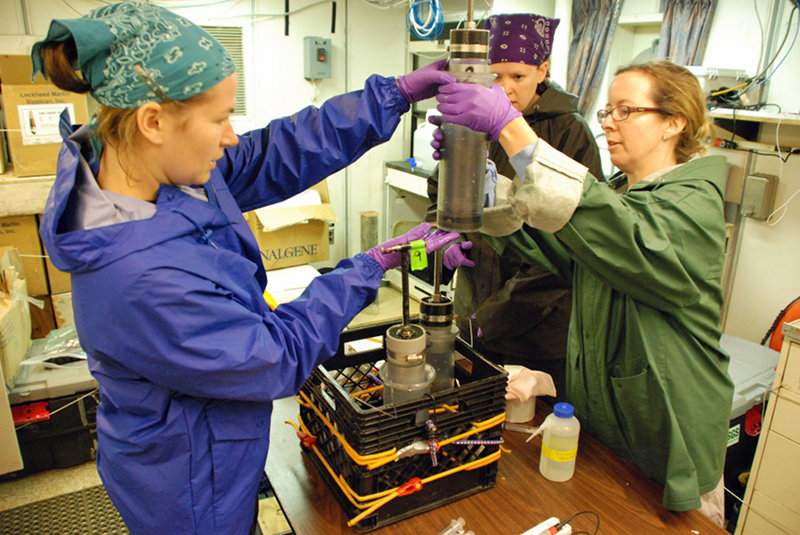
top-left (18, 104), bottom-right (76, 145)
top-left (727, 423), bottom-right (740, 447)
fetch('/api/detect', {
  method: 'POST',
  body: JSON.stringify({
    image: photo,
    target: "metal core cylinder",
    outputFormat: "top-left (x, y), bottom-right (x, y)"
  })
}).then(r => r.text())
top-left (437, 27), bottom-right (492, 233)
top-left (381, 324), bottom-right (435, 405)
top-left (420, 297), bottom-right (456, 392)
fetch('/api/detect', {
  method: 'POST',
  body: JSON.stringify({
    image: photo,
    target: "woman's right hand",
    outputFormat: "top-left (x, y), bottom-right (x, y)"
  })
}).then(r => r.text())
top-left (433, 83), bottom-right (521, 140)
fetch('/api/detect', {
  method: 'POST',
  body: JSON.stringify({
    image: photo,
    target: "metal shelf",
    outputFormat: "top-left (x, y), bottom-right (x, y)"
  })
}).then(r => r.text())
top-left (0, 171), bottom-right (55, 217)
top-left (709, 108), bottom-right (800, 127)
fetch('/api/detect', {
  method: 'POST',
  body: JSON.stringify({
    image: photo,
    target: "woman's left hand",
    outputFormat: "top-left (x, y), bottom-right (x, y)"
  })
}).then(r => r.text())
top-left (443, 241), bottom-right (475, 270)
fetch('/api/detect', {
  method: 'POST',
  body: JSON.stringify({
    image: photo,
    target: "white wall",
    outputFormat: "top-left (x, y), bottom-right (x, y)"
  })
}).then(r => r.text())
top-left (723, 141), bottom-right (800, 343)
top-left (339, 0), bottom-right (408, 257)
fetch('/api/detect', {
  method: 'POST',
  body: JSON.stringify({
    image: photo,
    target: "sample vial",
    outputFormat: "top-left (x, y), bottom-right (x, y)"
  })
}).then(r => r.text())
top-left (539, 402), bottom-right (580, 482)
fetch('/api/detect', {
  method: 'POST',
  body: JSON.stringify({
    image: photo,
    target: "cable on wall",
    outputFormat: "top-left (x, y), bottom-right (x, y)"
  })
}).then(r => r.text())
top-left (406, 0), bottom-right (444, 40)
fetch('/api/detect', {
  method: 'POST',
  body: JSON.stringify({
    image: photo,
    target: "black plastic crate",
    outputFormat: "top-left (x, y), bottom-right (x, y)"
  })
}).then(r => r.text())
top-left (298, 321), bottom-right (507, 532)
top-left (13, 391), bottom-right (98, 475)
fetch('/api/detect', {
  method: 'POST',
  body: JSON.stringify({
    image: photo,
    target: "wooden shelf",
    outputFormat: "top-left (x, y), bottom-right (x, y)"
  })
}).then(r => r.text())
top-left (0, 171), bottom-right (55, 217)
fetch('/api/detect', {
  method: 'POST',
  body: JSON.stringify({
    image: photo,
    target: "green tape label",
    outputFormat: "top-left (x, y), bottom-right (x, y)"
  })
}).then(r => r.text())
top-left (409, 240), bottom-right (427, 271)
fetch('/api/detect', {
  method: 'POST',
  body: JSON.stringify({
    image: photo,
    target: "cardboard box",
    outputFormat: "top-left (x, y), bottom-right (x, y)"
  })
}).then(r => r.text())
top-left (1, 92), bottom-right (9, 174)
top-left (245, 181), bottom-right (337, 271)
top-left (0, 246), bottom-right (32, 388)
top-left (0, 214), bottom-right (48, 296)
top-left (0, 359), bottom-right (23, 475)
top-left (51, 291), bottom-right (74, 329)
top-left (30, 294), bottom-right (55, 339)
top-left (0, 54), bottom-right (90, 177)
top-left (43, 244), bottom-right (71, 294)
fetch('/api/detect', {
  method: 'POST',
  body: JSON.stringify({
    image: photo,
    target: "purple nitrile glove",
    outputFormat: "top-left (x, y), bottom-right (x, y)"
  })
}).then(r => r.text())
top-left (396, 59), bottom-right (456, 104)
top-left (430, 125), bottom-right (444, 161)
top-left (471, 313), bottom-right (484, 338)
top-left (365, 223), bottom-right (460, 272)
top-left (434, 82), bottom-right (522, 140)
top-left (443, 241), bottom-right (475, 270)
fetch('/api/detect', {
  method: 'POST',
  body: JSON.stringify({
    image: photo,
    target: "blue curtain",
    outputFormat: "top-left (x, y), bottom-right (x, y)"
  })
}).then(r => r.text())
top-left (657, 0), bottom-right (718, 65)
top-left (566, 0), bottom-right (624, 115)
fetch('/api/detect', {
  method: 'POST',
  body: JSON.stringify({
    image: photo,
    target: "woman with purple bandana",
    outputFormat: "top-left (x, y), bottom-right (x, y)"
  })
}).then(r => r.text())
top-left (440, 13), bottom-right (603, 397)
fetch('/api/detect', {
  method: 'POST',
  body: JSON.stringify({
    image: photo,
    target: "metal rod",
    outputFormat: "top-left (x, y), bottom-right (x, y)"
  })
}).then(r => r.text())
top-left (466, 0), bottom-right (474, 25)
top-left (433, 249), bottom-right (443, 303)
top-left (401, 248), bottom-right (410, 329)
top-left (381, 243), bottom-right (416, 337)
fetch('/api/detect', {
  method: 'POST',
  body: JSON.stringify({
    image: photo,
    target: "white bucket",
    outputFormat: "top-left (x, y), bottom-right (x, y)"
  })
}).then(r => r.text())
top-left (505, 396), bottom-right (536, 423)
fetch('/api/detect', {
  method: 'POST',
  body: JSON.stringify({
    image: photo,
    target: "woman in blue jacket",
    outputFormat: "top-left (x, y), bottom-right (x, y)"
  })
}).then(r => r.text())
top-left (32, 3), bottom-right (466, 534)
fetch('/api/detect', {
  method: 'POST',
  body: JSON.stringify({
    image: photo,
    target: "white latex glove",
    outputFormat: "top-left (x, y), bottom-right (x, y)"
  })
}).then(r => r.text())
top-left (505, 366), bottom-right (556, 403)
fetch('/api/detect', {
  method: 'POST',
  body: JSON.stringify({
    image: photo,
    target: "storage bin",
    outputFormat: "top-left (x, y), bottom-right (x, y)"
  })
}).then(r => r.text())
top-left (298, 321), bottom-right (507, 532)
top-left (12, 390), bottom-right (98, 476)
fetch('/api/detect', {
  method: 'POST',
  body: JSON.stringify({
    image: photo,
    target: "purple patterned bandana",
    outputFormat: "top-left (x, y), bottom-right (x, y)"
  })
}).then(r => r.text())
top-left (485, 13), bottom-right (560, 66)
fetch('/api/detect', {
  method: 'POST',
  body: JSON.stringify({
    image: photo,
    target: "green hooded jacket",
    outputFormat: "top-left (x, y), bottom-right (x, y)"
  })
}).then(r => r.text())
top-left (486, 155), bottom-right (734, 510)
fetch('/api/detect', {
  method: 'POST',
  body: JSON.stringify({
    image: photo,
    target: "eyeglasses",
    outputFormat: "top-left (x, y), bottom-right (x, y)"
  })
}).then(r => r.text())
top-left (597, 106), bottom-right (666, 122)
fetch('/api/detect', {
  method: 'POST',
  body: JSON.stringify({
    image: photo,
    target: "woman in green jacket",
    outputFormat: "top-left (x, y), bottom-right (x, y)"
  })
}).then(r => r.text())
top-left (432, 60), bottom-right (733, 525)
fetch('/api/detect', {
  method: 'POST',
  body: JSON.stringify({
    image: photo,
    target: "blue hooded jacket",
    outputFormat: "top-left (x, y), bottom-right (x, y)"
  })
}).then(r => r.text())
top-left (39, 75), bottom-right (408, 535)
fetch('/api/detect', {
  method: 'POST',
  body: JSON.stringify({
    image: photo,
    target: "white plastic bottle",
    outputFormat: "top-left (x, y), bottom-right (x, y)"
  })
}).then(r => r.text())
top-left (539, 402), bottom-right (580, 482)
top-left (412, 109), bottom-right (440, 172)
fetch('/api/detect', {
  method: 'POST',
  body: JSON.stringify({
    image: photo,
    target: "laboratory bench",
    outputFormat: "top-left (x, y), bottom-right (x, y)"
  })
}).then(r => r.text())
top-left (265, 394), bottom-right (728, 535)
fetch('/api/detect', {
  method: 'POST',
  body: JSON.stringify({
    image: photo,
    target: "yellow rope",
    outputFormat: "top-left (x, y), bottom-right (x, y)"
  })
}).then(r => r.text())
top-left (298, 389), bottom-right (504, 470)
top-left (350, 384), bottom-right (383, 398)
top-left (365, 412), bottom-right (506, 470)
top-left (289, 389), bottom-right (506, 528)
top-left (347, 449), bottom-right (503, 526)
top-left (289, 412), bottom-right (503, 526)
top-left (432, 403), bottom-right (459, 414)
top-left (297, 390), bottom-right (397, 465)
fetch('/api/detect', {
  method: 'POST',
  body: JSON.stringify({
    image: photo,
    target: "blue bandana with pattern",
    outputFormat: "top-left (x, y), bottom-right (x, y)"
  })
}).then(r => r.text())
top-left (31, 1), bottom-right (236, 109)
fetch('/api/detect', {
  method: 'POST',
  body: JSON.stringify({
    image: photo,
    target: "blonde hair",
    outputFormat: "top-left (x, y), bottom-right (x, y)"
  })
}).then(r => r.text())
top-left (40, 39), bottom-right (205, 157)
top-left (616, 60), bottom-right (714, 163)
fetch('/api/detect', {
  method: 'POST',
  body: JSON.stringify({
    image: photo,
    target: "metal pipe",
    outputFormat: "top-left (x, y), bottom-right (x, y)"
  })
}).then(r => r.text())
top-left (401, 247), bottom-right (411, 332)
top-left (382, 242), bottom-right (415, 337)
top-left (754, 0), bottom-right (786, 103)
top-left (433, 249), bottom-right (443, 303)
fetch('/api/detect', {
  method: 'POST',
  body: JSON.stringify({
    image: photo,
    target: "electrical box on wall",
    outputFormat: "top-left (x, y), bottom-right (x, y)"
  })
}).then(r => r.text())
top-left (740, 173), bottom-right (778, 220)
top-left (303, 36), bottom-right (331, 80)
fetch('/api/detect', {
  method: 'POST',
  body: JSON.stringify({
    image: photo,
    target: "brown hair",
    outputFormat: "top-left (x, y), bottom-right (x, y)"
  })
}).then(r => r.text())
top-left (536, 55), bottom-right (551, 96)
top-left (616, 60), bottom-right (713, 163)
